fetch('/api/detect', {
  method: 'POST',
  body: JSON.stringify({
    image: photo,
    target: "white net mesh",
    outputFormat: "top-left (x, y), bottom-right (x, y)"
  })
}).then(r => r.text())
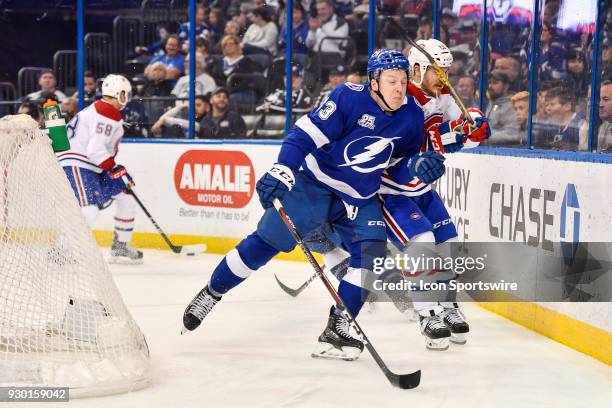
top-left (0, 115), bottom-right (151, 397)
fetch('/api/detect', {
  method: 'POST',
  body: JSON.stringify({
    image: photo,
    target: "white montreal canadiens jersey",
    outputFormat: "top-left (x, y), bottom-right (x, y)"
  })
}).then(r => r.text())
top-left (57, 100), bottom-right (124, 173)
top-left (286, 83), bottom-right (424, 206)
top-left (380, 82), bottom-right (466, 197)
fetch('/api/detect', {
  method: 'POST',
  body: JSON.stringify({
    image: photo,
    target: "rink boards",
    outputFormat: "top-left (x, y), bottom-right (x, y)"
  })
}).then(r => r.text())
top-left (90, 140), bottom-right (611, 364)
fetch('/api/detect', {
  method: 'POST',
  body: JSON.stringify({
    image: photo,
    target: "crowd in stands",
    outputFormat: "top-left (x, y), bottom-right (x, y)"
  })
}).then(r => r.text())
top-left (394, 0), bottom-right (612, 153)
top-left (3, 0), bottom-right (611, 151)
top-left (429, 1), bottom-right (612, 152)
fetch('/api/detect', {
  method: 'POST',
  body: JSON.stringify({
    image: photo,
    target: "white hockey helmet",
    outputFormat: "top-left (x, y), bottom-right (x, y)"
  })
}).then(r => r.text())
top-left (408, 39), bottom-right (453, 85)
top-left (101, 74), bottom-right (132, 109)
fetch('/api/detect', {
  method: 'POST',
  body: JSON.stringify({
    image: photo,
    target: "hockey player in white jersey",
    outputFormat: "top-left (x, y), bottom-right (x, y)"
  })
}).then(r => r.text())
top-left (378, 39), bottom-right (490, 350)
top-left (58, 74), bottom-right (143, 264)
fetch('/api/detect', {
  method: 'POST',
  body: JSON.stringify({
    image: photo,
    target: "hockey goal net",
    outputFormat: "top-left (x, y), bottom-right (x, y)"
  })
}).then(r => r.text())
top-left (0, 115), bottom-right (151, 397)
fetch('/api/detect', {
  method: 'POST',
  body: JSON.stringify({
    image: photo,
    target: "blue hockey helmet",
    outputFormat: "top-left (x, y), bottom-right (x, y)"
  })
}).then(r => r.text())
top-left (367, 49), bottom-right (410, 80)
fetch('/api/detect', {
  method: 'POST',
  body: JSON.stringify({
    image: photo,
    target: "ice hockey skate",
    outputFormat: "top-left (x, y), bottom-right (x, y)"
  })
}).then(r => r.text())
top-left (109, 232), bottom-right (144, 264)
top-left (182, 286), bottom-right (221, 334)
top-left (442, 307), bottom-right (470, 345)
top-left (312, 306), bottom-right (364, 361)
top-left (420, 313), bottom-right (451, 350)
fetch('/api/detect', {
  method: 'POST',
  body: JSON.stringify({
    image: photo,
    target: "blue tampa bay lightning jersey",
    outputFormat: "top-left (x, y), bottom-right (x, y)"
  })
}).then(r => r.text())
top-left (277, 83), bottom-right (424, 206)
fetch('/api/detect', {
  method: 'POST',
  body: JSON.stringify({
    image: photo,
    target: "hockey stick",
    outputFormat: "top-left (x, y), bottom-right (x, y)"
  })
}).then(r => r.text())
top-left (385, 17), bottom-right (474, 125)
top-left (123, 178), bottom-right (207, 256)
top-left (274, 268), bottom-right (321, 297)
top-left (273, 199), bottom-right (421, 389)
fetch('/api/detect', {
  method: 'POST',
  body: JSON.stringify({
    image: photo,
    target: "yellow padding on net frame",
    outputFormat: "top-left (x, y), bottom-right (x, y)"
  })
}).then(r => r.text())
top-left (0, 226), bottom-right (60, 245)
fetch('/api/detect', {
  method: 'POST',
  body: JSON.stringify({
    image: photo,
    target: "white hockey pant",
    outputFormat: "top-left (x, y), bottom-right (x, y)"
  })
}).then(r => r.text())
top-left (80, 192), bottom-right (136, 243)
top-left (404, 233), bottom-right (460, 317)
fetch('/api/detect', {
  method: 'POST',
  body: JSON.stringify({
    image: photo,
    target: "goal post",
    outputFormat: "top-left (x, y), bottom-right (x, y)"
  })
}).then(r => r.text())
top-left (0, 115), bottom-right (151, 398)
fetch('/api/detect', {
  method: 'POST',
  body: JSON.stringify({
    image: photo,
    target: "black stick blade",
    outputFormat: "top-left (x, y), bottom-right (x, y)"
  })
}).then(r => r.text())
top-left (389, 370), bottom-right (421, 389)
top-left (273, 274), bottom-right (301, 297)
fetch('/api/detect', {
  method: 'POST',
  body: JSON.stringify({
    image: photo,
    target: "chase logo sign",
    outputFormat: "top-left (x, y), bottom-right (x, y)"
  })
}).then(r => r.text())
top-left (560, 183), bottom-right (580, 264)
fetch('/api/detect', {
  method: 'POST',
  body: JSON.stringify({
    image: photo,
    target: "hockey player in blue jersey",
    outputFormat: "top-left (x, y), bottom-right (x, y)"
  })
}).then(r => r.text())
top-left (303, 39), bottom-right (491, 351)
top-left (181, 49), bottom-right (447, 360)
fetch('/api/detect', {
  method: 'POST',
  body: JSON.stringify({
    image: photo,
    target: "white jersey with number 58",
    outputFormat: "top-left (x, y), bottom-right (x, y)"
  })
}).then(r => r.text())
top-left (57, 99), bottom-right (124, 173)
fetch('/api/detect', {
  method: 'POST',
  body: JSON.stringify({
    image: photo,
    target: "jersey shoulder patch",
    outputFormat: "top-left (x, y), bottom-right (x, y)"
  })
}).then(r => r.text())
top-left (345, 82), bottom-right (365, 91)
top-left (93, 100), bottom-right (122, 122)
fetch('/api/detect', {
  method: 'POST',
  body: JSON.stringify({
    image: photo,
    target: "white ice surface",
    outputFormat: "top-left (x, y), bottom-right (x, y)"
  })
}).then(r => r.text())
top-left (53, 250), bottom-right (611, 407)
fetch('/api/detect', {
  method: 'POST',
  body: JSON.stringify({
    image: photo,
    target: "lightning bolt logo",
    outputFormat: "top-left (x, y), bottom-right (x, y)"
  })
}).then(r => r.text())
top-left (341, 136), bottom-right (399, 173)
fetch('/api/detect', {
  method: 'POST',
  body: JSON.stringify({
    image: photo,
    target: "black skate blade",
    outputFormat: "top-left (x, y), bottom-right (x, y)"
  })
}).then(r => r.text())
top-left (273, 274), bottom-right (302, 297)
top-left (389, 370), bottom-right (421, 389)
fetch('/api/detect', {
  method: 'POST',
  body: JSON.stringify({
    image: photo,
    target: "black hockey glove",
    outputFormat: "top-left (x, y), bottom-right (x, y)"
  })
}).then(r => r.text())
top-left (407, 151), bottom-right (446, 184)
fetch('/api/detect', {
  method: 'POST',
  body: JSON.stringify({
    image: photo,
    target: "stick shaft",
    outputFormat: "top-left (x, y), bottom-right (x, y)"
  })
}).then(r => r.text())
top-left (386, 18), bottom-right (474, 123)
top-left (125, 181), bottom-right (180, 253)
top-left (272, 199), bottom-right (420, 388)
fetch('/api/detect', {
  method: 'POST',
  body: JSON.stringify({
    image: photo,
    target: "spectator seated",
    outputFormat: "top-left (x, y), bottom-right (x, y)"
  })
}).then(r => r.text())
top-left (200, 87), bottom-right (247, 139)
top-left (142, 62), bottom-right (174, 97)
top-left (177, 3), bottom-right (212, 48)
top-left (535, 86), bottom-right (583, 150)
top-left (172, 53), bottom-right (217, 103)
top-left (144, 34), bottom-right (185, 82)
top-left (241, 6), bottom-right (279, 57)
top-left (208, 35), bottom-right (264, 111)
top-left (579, 80), bottom-right (612, 152)
top-left (150, 94), bottom-right (209, 138)
top-left (25, 70), bottom-right (67, 102)
top-left (257, 65), bottom-right (313, 115)
top-left (306, 0), bottom-right (349, 57)
top-left (278, 3), bottom-right (309, 68)
top-left (485, 71), bottom-right (520, 146)
top-left (134, 25), bottom-right (170, 61)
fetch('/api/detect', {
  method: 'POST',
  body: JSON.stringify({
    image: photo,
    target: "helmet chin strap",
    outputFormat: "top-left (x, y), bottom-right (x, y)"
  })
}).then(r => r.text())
top-left (372, 78), bottom-right (396, 115)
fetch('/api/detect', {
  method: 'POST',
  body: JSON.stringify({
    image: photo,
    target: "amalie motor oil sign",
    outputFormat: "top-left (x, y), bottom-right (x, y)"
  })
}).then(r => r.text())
top-left (174, 150), bottom-right (255, 208)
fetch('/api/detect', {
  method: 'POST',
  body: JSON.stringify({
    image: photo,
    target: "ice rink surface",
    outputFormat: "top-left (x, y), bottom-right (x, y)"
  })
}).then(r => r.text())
top-left (63, 250), bottom-right (610, 408)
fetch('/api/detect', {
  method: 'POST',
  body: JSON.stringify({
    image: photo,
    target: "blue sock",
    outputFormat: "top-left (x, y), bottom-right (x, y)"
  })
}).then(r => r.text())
top-left (337, 280), bottom-right (367, 317)
top-left (209, 233), bottom-right (278, 295)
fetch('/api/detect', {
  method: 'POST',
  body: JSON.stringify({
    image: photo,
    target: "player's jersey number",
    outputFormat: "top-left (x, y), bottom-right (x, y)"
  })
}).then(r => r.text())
top-left (96, 123), bottom-right (113, 136)
top-left (318, 101), bottom-right (336, 120)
